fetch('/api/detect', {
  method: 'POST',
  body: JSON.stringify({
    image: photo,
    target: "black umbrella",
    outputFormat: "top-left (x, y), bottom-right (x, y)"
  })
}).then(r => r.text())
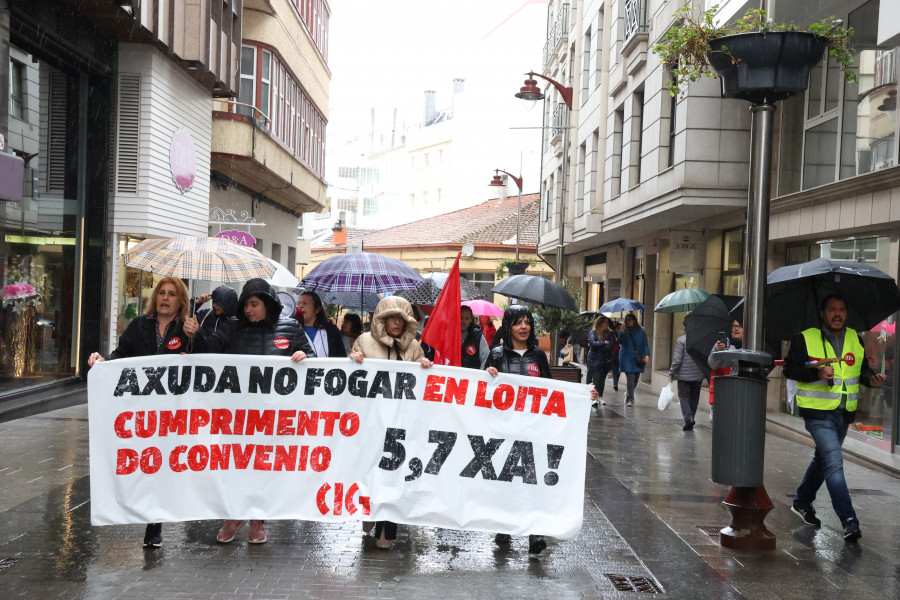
top-left (684, 295), bottom-right (743, 380)
top-left (491, 275), bottom-right (578, 312)
top-left (394, 274), bottom-right (484, 305)
top-left (765, 258), bottom-right (900, 339)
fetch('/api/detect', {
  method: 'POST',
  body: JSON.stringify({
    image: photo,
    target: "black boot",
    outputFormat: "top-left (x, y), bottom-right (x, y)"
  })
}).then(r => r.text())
top-left (143, 523), bottom-right (162, 548)
top-left (528, 534), bottom-right (547, 554)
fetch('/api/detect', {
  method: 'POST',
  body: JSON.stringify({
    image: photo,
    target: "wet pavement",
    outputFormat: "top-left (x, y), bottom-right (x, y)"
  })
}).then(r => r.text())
top-left (1, 384), bottom-right (898, 599)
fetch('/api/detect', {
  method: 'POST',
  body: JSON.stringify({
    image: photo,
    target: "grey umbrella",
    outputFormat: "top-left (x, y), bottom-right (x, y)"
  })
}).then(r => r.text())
top-left (491, 275), bottom-right (577, 312)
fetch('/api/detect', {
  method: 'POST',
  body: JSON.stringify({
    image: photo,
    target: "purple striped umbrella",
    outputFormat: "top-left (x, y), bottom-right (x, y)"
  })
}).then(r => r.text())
top-left (296, 252), bottom-right (423, 295)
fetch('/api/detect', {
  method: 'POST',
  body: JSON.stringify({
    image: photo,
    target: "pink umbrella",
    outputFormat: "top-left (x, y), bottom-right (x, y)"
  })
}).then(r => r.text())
top-left (870, 320), bottom-right (895, 334)
top-left (462, 299), bottom-right (504, 317)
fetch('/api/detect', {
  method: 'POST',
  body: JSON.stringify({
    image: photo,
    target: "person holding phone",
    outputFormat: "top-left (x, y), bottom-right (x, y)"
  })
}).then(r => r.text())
top-left (707, 320), bottom-right (744, 422)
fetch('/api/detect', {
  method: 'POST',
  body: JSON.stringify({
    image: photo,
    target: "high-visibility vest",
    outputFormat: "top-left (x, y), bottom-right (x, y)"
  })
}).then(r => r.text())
top-left (795, 327), bottom-right (864, 412)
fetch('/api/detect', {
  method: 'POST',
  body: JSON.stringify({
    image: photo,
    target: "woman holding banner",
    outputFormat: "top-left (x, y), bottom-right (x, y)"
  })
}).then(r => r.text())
top-left (87, 276), bottom-right (201, 549)
top-left (198, 277), bottom-right (315, 545)
top-left (349, 296), bottom-right (433, 549)
top-left (485, 305), bottom-right (597, 554)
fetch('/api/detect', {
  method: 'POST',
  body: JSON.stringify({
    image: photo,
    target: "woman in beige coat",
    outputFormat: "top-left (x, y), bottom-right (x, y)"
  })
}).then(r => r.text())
top-left (349, 296), bottom-right (432, 549)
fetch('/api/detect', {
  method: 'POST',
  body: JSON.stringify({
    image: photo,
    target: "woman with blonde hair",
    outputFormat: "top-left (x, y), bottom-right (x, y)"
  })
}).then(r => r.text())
top-left (88, 276), bottom-right (201, 548)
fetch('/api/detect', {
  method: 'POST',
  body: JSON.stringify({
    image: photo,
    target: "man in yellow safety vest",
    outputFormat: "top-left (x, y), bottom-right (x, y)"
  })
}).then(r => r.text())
top-left (782, 295), bottom-right (886, 543)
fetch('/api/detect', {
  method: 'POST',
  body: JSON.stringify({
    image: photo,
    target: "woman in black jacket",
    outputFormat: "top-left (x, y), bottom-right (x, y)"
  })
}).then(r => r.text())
top-left (88, 276), bottom-right (201, 549)
top-left (460, 305), bottom-right (489, 369)
top-left (298, 290), bottom-right (347, 358)
top-left (199, 278), bottom-right (315, 544)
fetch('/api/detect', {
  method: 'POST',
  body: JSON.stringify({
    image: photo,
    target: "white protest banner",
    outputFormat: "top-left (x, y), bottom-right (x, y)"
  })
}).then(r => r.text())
top-left (88, 355), bottom-right (592, 538)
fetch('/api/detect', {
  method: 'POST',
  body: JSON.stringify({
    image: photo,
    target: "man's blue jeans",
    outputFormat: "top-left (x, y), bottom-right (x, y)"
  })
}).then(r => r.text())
top-left (794, 410), bottom-right (856, 526)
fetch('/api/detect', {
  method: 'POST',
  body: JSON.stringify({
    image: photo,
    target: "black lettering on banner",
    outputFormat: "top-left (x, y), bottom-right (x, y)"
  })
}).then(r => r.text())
top-left (424, 430), bottom-right (457, 475)
top-left (167, 366), bottom-right (192, 395)
top-left (249, 366), bottom-right (273, 393)
top-left (304, 368), bottom-right (324, 394)
top-left (193, 366), bottom-right (216, 392)
top-left (141, 367), bottom-right (167, 395)
top-left (497, 440), bottom-right (537, 484)
top-left (114, 368), bottom-right (139, 397)
top-left (394, 372), bottom-right (417, 399)
top-left (214, 366), bottom-right (241, 394)
top-left (459, 436), bottom-right (504, 480)
top-left (348, 370), bottom-right (369, 396)
top-left (368, 371), bottom-right (392, 398)
top-left (405, 457), bottom-right (423, 482)
top-left (378, 428), bottom-right (406, 471)
top-left (323, 369), bottom-right (347, 395)
top-left (274, 367), bottom-right (298, 394)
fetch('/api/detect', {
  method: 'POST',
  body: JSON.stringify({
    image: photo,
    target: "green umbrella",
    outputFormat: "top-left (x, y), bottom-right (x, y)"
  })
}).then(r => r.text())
top-left (653, 288), bottom-right (711, 313)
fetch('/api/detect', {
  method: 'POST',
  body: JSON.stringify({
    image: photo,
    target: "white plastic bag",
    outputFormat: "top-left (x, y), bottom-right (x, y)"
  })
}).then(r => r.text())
top-left (658, 382), bottom-right (675, 411)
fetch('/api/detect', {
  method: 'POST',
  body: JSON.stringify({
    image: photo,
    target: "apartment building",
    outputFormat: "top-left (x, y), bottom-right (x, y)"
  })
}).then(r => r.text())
top-left (537, 0), bottom-right (900, 461)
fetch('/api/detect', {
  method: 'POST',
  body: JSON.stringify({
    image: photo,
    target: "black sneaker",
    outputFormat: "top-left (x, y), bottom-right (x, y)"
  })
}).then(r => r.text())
top-left (494, 533), bottom-right (511, 546)
top-left (843, 518), bottom-right (862, 543)
top-left (143, 523), bottom-right (162, 548)
top-left (528, 534), bottom-right (547, 554)
top-left (791, 503), bottom-right (821, 527)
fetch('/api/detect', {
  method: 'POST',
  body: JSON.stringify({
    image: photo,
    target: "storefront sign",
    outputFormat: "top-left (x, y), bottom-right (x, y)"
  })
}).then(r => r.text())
top-left (169, 128), bottom-right (197, 194)
top-left (669, 230), bottom-right (704, 273)
top-left (88, 355), bottom-right (592, 537)
top-left (215, 229), bottom-right (256, 247)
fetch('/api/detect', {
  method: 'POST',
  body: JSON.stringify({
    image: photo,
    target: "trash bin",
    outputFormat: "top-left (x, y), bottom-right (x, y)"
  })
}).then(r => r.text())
top-left (711, 374), bottom-right (767, 487)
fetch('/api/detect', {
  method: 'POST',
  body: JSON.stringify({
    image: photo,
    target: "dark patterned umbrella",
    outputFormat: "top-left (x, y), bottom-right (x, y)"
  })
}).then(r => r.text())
top-left (296, 252), bottom-right (423, 294)
top-left (394, 273), bottom-right (484, 305)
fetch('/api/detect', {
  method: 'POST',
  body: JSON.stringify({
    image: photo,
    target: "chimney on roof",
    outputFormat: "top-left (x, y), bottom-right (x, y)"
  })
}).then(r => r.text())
top-left (332, 210), bottom-right (347, 246)
top-left (451, 78), bottom-right (464, 114)
top-left (424, 90), bottom-right (436, 125)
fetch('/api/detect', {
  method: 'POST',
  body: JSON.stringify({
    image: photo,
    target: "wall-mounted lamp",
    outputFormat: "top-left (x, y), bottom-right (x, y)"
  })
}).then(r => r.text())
top-left (186, 60), bottom-right (202, 71)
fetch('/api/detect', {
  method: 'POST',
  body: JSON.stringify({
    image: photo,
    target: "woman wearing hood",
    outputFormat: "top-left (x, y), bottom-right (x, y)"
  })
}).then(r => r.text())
top-left (485, 305), bottom-right (596, 555)
top-left (198, 278), bottom-right (315, 545)
top-left (349, 296), bottom-right (433, 549)
top-left (193, 285), bottom-right (239, 337)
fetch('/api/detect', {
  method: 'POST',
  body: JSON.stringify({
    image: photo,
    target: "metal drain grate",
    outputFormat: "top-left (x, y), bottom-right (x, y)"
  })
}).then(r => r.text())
top-left (697, 525), bottom-right (726, 536)
top-left (0, 558), bottom-right (18, 572)
top-left (605, 574), bottom-right (663, 594)
top-left (646, 417), bottom-right (684, 425)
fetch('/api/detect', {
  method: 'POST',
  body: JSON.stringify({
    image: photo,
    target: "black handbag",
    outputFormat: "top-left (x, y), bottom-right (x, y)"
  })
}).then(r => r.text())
top-left (628, 330), bottom-right (646, 368)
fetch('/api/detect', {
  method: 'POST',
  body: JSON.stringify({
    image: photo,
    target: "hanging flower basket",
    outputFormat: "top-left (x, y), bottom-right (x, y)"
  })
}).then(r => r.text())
top-left (706, 31), bottom-right (828, 104)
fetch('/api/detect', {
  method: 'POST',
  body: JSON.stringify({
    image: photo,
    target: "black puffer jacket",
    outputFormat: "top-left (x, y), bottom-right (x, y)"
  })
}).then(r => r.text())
top-left (106, 316), bottom-right (190, 360)
top-left (200, 278), bottom-right (315, 357)
top-left (461, 323), bottom-right (489, 370)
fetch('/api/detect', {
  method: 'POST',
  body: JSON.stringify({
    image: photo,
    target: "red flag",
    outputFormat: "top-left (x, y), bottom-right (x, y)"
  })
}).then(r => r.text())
top-left (421, 252), bottom-right (462, 367)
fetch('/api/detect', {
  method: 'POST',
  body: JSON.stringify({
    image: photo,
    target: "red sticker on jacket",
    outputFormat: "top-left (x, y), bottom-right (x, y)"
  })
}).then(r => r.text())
top-left (166, 338), bottom-right (181, 350)
top-left (527, 363), bottom-right (540, 377)
top-left (274, 336), bottom-right (289, 350)
top-left (465, 345), bottom-right (477, 356)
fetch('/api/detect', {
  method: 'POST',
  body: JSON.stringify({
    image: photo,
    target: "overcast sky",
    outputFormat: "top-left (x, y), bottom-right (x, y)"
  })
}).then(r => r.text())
top-left (327, 0), bottom-right (549, 150)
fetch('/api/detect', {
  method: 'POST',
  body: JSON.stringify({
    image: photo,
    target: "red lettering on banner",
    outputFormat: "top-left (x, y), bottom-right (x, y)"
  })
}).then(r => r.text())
top-left (514, 386), bottom-right (529, 412)
top-left (424, 375), bottom-right (445, 402)
top-left (320, 412), bottom-right (340, 436)
top-left (254, 445), bottom-right (273, 471)
top-left (210, 444), bottom-right (231, 469)
top-left (444, 377), bottom-right (468, 404)
top-left (493, 384), bottom-right (515, 410)
top-left (245, 410), bottom-right (275, 435)
top-left (170, 446), bottom-right (188, 472)
top-left (189, 409), bottom-right (210, 434)
top-left (209, 409), bottom-right (232, 435)
top-left (299, 445), bottom-right (309, 470)
top-left (334, 482), bottom-right (344, 515)
top-left (529, 387), bottom-right (549, 414)
top-left (297, 411), bottom-right (318, 435)
top-left (273, 446), bottom-right (297, 471)
top-left (339, 413), bottom-right (359, 436)
top-left (234, 410), bottom-right (246, 435)
top-left (316, 482), bottom-right (370, 516)
top-left (543, 391), bottom-right (567, 417)
top-left (116, 448), bottom-right (138, 474)
top-left (135, 411), bottom-right (157, 438)
top-left (310, 446), bottom-right (331, 472)
top-left (474, 381), bottom-right (491, 408)
top-left (188, 445), bottom-right (209, 471)
top-left (139, 447), bottom-right (162, 474)
top-left (115, 412), bottom-right (134, 438)
top-left (277, 411), bottom-right (296, 435)
top-left (232, 444), bottom-right (255, 468)
top-left (159, 410), bottom-right (188, 436)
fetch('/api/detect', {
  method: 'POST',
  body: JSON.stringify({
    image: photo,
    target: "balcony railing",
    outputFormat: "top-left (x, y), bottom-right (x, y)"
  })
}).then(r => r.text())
top-left (624, 0), bottom-right (647, 43)
top-left (543, 3), bottom-right (570, 70)
top-left (551, 103), bottom-right (569, 139)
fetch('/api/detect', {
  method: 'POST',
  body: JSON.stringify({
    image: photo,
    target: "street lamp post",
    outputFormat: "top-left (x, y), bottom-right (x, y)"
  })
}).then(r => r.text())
top-left (488, 166), bottom-right (523, 261)
top-left (515, 71), bottom-right (573, 282)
